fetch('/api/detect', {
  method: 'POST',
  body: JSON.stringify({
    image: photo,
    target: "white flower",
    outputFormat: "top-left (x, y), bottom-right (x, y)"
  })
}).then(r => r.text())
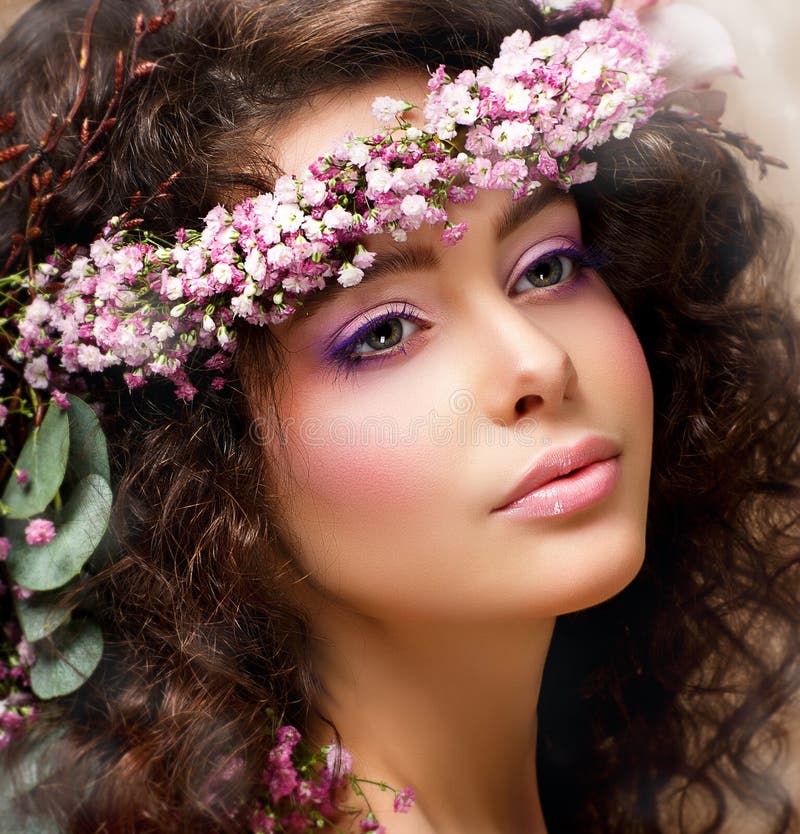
top-left (322, 205), bottom-right (354, 231)
top-left (612, 121), bottom-right (634, 140)
top-left (23, 297), bottom-right (52, 326)
top-left (64, 256), bottom-right (92, 281)
top-left (529, 34), bottom-right (564, 61)
top-left (365, 166), bottom-right (394, 195)
top-left (371, 96), bottom-right (411, 123)
top-left (267, 243), bottom-right (294, 268)
top-left (243, 248), bottom-right (266, 281)
top-left (151, 321), bottom-right (175, 342)
top-left (212, 262), bottom-right (233, 285)
top-left (410, 158), bottom-right (440, 187)
top-left (89, 239), bottom-right (115, 267)
top-left (491, 120), bottom-right (535, 153)
top-left (343, 138), bottom-right (371, 168)
top-left (275, 204), bottom-right (304, 233)
top-left (337, 264), bottom-right (364, 288)
top-left (400, 194), bottom-right (427, 220)
top-left (571, 46), bottom-right (605, 84)
top-left (76, 344), bottom-right (110, 374)
top-left (301, 217), bottom-right (325, 240)
top-left (595, 91), bottom-right (624, 121)
top-left (273, 175), bottom-right (299, 204)
top-left (230, 293), bottom-right (255, 318)
top-left (23, 355), bottom-right (50, 389)
top-left (161, 274), bottom-right (184, 301)
top-left (300, 178), bottom-right (327, 206)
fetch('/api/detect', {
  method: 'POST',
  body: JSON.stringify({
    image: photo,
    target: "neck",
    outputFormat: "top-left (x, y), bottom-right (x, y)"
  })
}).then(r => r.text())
top-left (307, 605), bottom-right (554, 834)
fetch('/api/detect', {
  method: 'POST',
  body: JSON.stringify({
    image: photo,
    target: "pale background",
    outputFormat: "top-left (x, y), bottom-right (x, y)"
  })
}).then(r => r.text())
top-left (1, 0), bottom-right (798, 288)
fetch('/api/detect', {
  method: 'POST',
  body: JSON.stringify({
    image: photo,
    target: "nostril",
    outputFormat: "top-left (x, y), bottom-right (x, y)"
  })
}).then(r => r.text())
top-left (515, 394), bottom-right (542, 415)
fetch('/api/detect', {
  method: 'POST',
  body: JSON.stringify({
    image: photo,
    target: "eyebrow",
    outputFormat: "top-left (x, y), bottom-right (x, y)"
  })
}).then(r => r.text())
top-left (494, 185), bottom-right (567, 240)
top-left (290, 244), bottom-right (439, 322)
top-left (290, 185), bottom-right (567, 325)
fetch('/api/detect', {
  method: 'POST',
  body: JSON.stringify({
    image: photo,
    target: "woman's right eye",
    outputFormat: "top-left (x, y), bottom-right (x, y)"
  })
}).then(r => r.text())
top-left (326, 302), bottom-right (428, 372)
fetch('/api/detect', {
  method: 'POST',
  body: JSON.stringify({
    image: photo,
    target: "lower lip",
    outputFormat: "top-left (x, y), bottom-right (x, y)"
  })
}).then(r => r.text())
top-left (494, 456), bottom-right (621, 520)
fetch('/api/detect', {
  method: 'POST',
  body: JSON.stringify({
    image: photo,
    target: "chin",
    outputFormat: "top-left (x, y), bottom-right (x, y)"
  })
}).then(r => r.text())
top-left (551, 524), bottom-right (647, 616)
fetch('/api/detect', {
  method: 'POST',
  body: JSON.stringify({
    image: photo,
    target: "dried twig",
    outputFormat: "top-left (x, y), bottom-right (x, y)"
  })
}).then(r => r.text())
top-left (0, 0), bottom-right (178, 279)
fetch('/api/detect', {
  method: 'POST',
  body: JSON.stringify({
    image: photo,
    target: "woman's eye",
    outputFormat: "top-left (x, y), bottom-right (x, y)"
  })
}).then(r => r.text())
top-left (353, 316), bottom-right (419, 355)
top-left (511, 253), bottom-right (577, 294)
top-left (326, 303), bottom-right (428, 373)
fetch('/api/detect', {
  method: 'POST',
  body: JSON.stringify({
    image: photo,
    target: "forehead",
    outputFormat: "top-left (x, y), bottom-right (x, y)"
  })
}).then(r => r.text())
top-left (269, 71), bottom-right (432, 176)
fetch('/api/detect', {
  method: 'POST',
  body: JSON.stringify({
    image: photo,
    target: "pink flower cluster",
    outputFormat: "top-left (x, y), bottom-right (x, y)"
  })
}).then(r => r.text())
top-left (248, 725), bottom-right (415, 833)
top-left (24, 517), bottom-right (56, 546)
top-left (0, 619), bottom-right (38, 751)
top-left (249, 725), bottom-right (350, 833)
top-left (423, 10), bottom-right (667, 191)
top-left (9, 12), bottom-right (665, 401)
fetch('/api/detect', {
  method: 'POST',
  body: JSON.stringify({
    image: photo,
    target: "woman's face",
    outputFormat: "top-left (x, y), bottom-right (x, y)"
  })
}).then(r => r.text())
top-left (261, 75), bottom-right (654, 623)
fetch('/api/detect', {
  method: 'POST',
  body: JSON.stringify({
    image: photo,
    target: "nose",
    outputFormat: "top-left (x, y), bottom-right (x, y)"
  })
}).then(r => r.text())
top-left (467, 295), bottom-right (578, 426)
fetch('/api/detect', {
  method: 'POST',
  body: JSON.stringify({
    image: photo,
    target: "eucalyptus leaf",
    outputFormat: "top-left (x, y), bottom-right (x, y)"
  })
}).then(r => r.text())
top-left (14, 588), bottom-right (72, 642)
top-left (0, 739), bottom-right (60, 834)
top-left (66, 394), bottom-right (110, 484)
top-left (6, 475), bottom-right (112, 591)
top-left (29, 618), bottom-right (103, 699)
top-left (1, 405), bottom-right (69, 519)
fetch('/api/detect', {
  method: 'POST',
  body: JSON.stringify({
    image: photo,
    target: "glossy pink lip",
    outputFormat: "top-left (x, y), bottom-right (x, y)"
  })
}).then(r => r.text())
top-left (492, 435), bottom-right (622, 517)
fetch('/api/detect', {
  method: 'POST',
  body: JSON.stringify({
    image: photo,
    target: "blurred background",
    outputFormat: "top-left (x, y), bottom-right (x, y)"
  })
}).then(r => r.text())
top-left (1, 0), bottom-right (798, 290)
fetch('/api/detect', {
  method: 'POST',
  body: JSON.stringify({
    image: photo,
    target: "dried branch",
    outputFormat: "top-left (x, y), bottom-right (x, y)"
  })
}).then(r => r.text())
top-left (0, 0), bottom-right (178, 280)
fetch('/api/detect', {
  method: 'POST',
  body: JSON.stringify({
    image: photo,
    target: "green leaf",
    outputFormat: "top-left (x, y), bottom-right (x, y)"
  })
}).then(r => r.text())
top-left (29, 618), bottom-right (103, 699)
top-left (1, 405), bottom-right (69, 519)
top-left (66, 394), bottom-right (110, 484)
top-left (5, 474), bottom-right (112, 591)
top-left (14, 589), bottom-right (72, 642)
top-left (0, 739), bottom-right (61, 834)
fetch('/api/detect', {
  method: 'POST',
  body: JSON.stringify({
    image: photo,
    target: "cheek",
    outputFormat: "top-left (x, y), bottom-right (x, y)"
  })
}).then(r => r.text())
top-left (274, 380), bottom-right (445, 519)
top-left (576, 279), bottom-right (653, 417)
top-left (604, 316), bottom-right (652, 411)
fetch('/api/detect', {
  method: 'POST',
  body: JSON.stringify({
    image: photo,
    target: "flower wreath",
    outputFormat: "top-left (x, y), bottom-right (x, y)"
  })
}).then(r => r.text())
top-left (0, 0), bottom-right (783, 830)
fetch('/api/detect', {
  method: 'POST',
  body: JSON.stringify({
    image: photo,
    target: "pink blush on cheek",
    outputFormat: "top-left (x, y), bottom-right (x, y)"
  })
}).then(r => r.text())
top-left (282, 401), bottom-right (440, 516)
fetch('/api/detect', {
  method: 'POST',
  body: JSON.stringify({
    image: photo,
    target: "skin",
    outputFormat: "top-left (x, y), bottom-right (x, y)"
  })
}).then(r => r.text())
top-left (260, 74), bottom-right (655, 833)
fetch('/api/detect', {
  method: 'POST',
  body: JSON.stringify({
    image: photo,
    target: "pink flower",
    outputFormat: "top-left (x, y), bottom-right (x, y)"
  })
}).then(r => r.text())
top-left (12, 585), bottom-right (34, 600)
top-left (51, 390), bottom-right (71, 409)
top-left (16, 469), bottom-right (29, 486)
top-left (24, 518), bottom-right (56, 546)
top-left (0, 538), bottom-right (11, 561)
top-left (325, 742), bottom-right (354, 775)
top-left (393, 786), bottom-right (416, 814)
top-left (441, 223), bottom-right (467, 246)
top-left (16, 638), bottom-right (35, 667)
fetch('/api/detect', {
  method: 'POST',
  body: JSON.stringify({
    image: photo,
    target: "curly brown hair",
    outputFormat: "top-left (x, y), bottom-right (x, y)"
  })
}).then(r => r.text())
top-left (1, 1), bottom-right (799, 832)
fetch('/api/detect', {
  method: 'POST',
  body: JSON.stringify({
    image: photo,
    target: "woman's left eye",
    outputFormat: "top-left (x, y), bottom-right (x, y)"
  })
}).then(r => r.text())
top-left (510, 252), bottom-right (578, 295)
top-left (351, 315), bottom-right (419, 356)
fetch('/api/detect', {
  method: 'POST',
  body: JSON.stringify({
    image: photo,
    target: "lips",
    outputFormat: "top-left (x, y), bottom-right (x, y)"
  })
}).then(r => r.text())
top-left (492, 435), bottom-right (622, 512)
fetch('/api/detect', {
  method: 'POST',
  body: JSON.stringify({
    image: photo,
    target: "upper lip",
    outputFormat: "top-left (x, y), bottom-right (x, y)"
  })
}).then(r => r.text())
top-left (492, 435), bottom-right (622, 511)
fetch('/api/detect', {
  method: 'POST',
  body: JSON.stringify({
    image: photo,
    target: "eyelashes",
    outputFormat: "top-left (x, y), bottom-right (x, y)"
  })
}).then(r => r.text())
top-left (508, 244), bottom-right (605, 299)
top-left (324, 242), bottom-right (606, 377)
top-left (325, 301), bottom-right (429, 378)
